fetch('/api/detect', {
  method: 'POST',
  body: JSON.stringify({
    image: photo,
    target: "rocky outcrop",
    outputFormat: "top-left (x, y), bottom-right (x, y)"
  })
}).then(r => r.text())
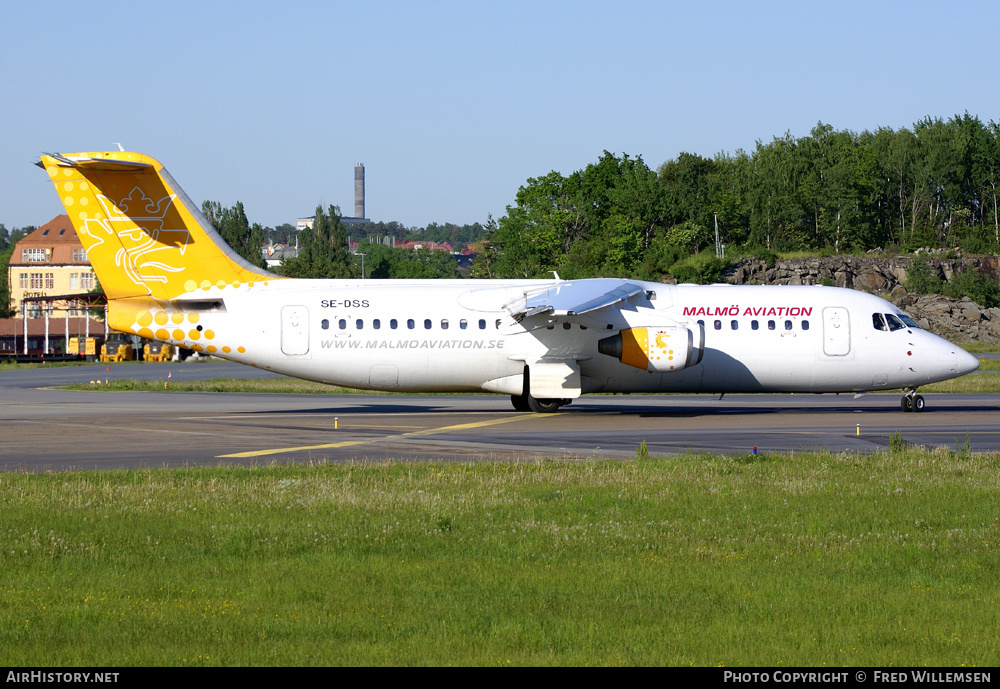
top-left (725, 255), bottom-right (1000, 343)
top-left (891, 293), bottom-right (1000, 344)
top-left (728, 255), bottom-right (999, 293)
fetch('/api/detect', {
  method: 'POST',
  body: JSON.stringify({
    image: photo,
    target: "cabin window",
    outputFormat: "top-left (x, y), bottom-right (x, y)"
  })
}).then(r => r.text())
top-left (338, 319), bottom-right (347, 330)
top-left (441, 319), bottom-right (449, 330)
top-left (731, 320), bottom-right (738, 330)
top-left (784, 320), bottom-right (793, 331)
top-left (873, 313), bottom-right (888, 331)
top-left (424, 319), bottom-right (432, 330)
top-left (751, 320), bottom-right (759, 330)
top-left (802, 320), bottom-right (809, 330)
top-left (885, 313), bottom-right (906, 331)
top-left (356, 319), bottom-right (364, 330)
top-left (714, 320), bottom-right (722, 330)
top-left (768, 320), bottom-right (776, 331)
top-left (460, 319), bottom-right (468, 330)
top-left (373, 319), bottom-right (381, 330)
top-left (407, 319), bottom-right (415, 329)
top-left (697, 319), bottom-right (704, 328)
top-left (479, 319), bottom-right (486, 330)
top-left (390, 319), bottom-right (398, 329)
top-left (321, 319), bottom-right (329, 330)
top-left (580, 325), bottom-right (587, 330)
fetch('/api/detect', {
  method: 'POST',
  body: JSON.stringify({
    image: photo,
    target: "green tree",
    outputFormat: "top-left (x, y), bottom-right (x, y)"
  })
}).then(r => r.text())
top-left (0, 244), bottom-right (15, 317)
top-left (658, 152), bottom-right (720, 231)
top-left (969, 118), bottom-right (1000, 246)
top-left (487, 152), bottom-right (668, 279)
top-left (736, 134), bottom-right (807, 251)
top-left (201, 200), bottom-right (267, 270)
top-left (488, 171), bottom-right (579, 278)
top-left (280, 205), bottom-right (358, 279)
top-left (355, 241), bottom-right (459, 279)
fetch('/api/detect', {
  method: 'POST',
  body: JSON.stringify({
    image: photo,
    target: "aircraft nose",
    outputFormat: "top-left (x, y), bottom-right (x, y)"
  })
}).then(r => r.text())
top-left (955, 348), bottom-right (980, 376)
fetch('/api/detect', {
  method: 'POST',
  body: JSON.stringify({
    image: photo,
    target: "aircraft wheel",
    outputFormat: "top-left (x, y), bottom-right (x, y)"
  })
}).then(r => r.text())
top-left (900, 396), bottom-right (913, 412)
top-left (527, 396), bottom-right (562, 413)
top-left (913, 395), bottom-right (925, 412)
top-left (510, 394), bottom-right (530, 412)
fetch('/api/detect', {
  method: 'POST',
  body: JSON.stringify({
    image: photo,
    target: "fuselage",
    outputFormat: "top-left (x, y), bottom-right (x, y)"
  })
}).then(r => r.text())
top-left (112, 279), bottom-right (979, 396)
top-left (37, 150), bottom-right (980, 407)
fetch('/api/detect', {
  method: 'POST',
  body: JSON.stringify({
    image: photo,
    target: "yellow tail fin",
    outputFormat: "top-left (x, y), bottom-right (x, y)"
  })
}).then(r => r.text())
top-left (39, 151), bottom-right (275, 302)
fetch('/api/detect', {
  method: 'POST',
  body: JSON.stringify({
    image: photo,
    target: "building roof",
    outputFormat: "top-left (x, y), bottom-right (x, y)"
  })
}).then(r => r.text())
top-left (8, 215), bottom-right (89, 266)
top-left (397, 240), bottom-right (454, 253)
top-left (0, 317), bottom-right (105, 337)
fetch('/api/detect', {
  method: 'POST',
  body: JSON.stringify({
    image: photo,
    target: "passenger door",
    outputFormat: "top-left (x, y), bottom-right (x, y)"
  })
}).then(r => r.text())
top-left (822, 306), bottom-right (851, 356)
top-left (281, 305), bottom-right (310, 355)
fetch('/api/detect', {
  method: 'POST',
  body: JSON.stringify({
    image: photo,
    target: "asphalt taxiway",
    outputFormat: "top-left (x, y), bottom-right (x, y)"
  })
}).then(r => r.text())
top-left (2, 362), bottom-right (999, 472)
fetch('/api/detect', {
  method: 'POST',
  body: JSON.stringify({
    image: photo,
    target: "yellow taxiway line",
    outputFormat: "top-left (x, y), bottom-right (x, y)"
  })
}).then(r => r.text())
top-left (217, 413), bottom-right (552, 458)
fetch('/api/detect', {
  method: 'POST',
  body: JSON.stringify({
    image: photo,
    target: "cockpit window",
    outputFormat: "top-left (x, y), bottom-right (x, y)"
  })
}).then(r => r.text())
top-left (898, 313), bottom-right (919, 329)
top-left (872, 313), bottom-right (888, 331)
top-left (885, 313), bottom-right (906, 331)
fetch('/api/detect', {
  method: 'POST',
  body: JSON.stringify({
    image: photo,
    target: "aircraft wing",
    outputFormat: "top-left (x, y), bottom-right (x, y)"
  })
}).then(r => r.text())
top-left (505, 278), bottom-right (645, 320)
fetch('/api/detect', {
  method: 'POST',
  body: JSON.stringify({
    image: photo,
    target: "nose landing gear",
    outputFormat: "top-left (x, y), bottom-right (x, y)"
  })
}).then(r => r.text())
top-left (900, 388), bottom-right (925, 412)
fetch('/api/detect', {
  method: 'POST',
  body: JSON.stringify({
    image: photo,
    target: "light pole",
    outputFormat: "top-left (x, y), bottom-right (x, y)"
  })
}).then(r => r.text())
top-left (357, 253), bottom-right (366, 279)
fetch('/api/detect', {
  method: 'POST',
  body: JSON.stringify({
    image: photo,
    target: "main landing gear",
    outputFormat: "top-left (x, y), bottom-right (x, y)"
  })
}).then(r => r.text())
top-left (511, 366), bottom-right (571, 413)
top-left (900, 388), bottom-right (925, 413)
top-left (510, 394), bottom-right (569, 413)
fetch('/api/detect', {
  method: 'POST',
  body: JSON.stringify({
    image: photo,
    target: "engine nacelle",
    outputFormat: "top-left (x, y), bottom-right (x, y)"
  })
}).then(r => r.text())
top-left (598, 326), bottom-right (702, 372)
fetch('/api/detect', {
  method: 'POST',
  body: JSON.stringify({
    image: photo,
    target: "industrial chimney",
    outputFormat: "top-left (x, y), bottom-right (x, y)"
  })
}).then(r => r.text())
top-left (354, 164), bottom-right (365, 220)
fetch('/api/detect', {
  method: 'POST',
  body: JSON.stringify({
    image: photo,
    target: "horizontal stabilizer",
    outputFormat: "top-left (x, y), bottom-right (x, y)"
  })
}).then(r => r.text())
top-left (41, 153), bottom-right (153, 171)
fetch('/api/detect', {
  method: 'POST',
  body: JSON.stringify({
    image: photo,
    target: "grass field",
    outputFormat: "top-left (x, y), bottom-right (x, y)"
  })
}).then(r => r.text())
top-left (61, 361), bottom-right (1000, 396)
top-left (2, 450), bottom-right (998, 666)
top-left (62, 376), bottom-right (385, 395)
top-left (954, 343), bottom-right (1000, 354)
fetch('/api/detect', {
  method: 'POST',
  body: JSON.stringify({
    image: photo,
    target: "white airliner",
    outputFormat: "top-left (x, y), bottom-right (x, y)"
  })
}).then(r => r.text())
top-left (38, 151), bottom-right (979, 412)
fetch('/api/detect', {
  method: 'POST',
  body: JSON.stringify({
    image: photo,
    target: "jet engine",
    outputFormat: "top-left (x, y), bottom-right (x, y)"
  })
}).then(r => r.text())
top-left (598, 325), bottom-right (703, 372)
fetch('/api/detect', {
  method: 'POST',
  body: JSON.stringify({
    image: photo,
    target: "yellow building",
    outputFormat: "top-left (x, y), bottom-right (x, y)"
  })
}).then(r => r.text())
top-left (7, 215), bottom-right (96, 317)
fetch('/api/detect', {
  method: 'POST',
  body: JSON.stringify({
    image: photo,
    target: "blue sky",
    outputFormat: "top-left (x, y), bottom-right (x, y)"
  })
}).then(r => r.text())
top-left (2, 0), bottom-right (998, 231)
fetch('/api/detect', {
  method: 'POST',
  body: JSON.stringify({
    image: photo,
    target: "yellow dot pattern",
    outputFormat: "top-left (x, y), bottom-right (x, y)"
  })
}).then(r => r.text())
top-left (117, 305), bottom-right (252, 361)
